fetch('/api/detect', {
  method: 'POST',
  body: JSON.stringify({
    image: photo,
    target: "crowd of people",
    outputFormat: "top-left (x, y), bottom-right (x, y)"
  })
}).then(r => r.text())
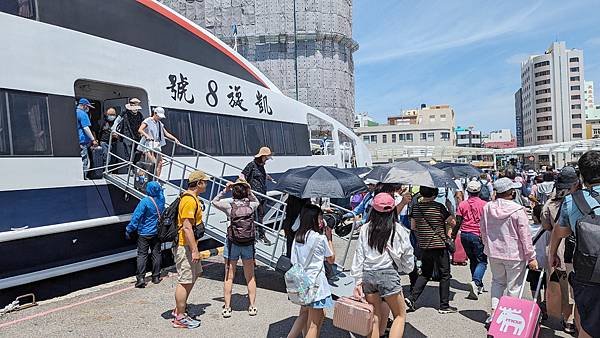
top-left (121, 137), bottom-right (600, 337)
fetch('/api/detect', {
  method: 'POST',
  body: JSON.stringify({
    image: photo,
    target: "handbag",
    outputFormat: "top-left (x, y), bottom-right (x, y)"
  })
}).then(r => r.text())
top-left (417, 204), bottom-right (455, 254)
top-left (333, 297), bottom-right (375, 336)
top-left (276, 255), bottom-right (293, 273)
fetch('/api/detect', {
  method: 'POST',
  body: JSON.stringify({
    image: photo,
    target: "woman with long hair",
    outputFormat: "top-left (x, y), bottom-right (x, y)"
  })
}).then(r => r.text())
top-left (287, 204), bottom-right (335, 338)
top-left (351, 193), bottom-right (415, 338)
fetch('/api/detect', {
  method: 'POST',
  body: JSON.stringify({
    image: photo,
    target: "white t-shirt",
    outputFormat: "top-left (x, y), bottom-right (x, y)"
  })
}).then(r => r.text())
top-left (290, 230), bottom-right (333, 302)
top-left (529, 223), bottom-right (548, 268)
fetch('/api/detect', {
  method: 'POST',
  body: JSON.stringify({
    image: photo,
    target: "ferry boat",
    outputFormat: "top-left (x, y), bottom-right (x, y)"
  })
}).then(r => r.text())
top-left (0, 0), bottom-right (370, 303)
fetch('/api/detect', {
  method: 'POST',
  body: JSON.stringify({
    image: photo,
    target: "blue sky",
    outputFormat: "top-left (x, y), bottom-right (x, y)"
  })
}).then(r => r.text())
top-left (353, 0), bottom-right (600, 133)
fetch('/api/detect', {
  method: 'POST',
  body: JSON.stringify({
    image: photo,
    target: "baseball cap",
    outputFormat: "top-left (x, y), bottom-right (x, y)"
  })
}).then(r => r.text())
top-left (78, 98), bottom-right (94, 108)
top-left (556, 166), bottom-right (578, 190)
top-left (494, 177), bottom-right (522, 194)
top-left (188, 170), bottom-right (211, 184)
top-left (153, 106), bottom-right (166, 119)
top-left (466, 180), bottom-right (482, 193)
top-left (372, 193), bottom-right (395, 213)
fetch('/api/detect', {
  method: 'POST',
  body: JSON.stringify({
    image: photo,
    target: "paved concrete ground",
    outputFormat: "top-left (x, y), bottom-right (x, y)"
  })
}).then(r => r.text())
top-left (0, 256), bottom-right (571, 337)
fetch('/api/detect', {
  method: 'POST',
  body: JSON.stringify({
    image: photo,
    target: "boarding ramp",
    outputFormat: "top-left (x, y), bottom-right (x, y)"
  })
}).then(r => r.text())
top-left (102, 131), bottom-right (359, 296)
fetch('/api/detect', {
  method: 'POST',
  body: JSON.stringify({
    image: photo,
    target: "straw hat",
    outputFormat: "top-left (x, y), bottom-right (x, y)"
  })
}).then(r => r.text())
top-left (254, 146), bottom-right (273, 158)
top-left (227, 178), bottom-right (251, 188)
top-left (125, 98), bottom-right (142, 111)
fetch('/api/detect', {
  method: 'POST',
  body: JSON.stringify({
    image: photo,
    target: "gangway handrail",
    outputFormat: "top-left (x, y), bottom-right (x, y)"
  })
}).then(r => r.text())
top-left (103, 130), bottom-right (290, 270)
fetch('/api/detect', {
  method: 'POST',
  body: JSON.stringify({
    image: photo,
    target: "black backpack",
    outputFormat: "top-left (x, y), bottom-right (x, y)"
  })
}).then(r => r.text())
top-left (571, 190), bottom-right (600, 285)
top-left (158, 193), bottom-right (203, 243)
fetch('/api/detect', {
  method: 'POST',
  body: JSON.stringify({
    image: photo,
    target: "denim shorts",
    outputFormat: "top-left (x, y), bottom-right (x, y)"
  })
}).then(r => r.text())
top-left (362, 268), bottom-right (403, 297)
top-left (223, 240), bottom-right (254, 260)
top-left (307, 295), bottom-right (333, 309)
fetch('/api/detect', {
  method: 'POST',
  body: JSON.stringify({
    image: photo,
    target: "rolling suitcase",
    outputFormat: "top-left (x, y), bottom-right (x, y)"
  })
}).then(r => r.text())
top-left (487, 268), bottom-right (545, 338)
top-left (451, 231), bottom-right (468, 265)
top-left (87, 146), bottom-right (105, 179)
top-left (333, 297), bottom-right (374, 336)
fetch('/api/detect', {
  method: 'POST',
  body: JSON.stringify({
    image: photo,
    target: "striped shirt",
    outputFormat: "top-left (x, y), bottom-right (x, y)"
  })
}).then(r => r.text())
top-left (410, 201), bottom-right (451, 250)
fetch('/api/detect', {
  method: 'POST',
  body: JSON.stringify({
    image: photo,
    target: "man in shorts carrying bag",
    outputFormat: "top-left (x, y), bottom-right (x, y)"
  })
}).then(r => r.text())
top-left (172, 170), bottom-right (210, 329)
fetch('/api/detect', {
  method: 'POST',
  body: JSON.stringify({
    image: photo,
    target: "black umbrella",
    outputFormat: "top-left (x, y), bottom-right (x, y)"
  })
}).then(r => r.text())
top-left (365, 160), bottom-right (458, 189)
top-left (433, 162), bottom-right (482, 178)
top-left (275, 166), bottom-right (367, 198)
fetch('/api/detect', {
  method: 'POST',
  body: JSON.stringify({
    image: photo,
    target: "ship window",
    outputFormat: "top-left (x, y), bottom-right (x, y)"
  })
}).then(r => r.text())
top-left (0, 93), bottom-right (9, 155)
top-left (162, 110), bottom-right (193, 156)
top-left (220, 115), bottom-right (246, 156)
top-left (0, 0), bottom-right (36, 19)
top-left (243, 119), bottom-right (266, 155)
top-left (282, 123), bottom-right (298, 155)
top-left (263, 120), bottom-right (285, 155)
top-left (190, 112), bottom-right (221, 155)
top-left (293, 124), bottom-right (311, 156)
top-left (7, 91), bottom-right (51, 155)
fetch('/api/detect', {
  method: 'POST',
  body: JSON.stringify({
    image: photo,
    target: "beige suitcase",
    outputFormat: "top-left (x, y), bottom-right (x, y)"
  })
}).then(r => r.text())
top-left (333, 297), bottom-right (374, 336)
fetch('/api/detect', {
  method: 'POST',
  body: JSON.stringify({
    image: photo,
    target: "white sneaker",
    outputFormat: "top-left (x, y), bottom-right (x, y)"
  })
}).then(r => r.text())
top-left (479, 285), bottom-right (487, 294)
top-left (467, 281), bottom-right (478, 300)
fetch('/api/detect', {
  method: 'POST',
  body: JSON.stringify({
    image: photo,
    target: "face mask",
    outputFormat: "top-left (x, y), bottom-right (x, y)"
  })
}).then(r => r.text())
top-left (106, 115), bottom-right (116, 122)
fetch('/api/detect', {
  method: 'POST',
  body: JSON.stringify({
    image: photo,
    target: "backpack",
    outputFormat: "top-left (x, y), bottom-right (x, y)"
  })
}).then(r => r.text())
top-left (536, 183), bottom-right (553, 205)
top-left (285, 239), bottom-right (323, 305)
top-left (479, 180), bottom-right (491, 201)
top-left (571, 190), bottom-right (600, 285)
top-left (157, 193), bottom-right (202, 243)
top-left (227, 199), bottom-right (255, 246)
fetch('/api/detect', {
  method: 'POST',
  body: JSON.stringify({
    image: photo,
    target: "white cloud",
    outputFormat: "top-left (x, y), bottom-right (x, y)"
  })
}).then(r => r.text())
top-left (505, 53), bottom-right (529, 65)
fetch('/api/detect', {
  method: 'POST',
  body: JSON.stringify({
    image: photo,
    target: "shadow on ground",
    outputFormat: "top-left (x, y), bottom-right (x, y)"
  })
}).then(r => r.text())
top-left (160, 303), bottom-right (211, 320)
top-left (201, 262), bottom-right (287, 294)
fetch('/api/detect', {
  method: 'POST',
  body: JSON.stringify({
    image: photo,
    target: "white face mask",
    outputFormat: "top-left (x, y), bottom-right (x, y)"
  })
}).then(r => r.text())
top-left (106, 115), bottom-right (116, 122)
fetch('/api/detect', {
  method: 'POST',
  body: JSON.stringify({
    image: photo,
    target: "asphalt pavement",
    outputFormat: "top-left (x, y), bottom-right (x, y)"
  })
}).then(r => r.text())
top-left (0, 255), bottom-right (571, 337)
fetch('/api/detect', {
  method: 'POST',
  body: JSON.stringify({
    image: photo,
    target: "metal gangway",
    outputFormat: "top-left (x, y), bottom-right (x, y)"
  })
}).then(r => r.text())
top-left (101, 131), bottom-right (359, 296)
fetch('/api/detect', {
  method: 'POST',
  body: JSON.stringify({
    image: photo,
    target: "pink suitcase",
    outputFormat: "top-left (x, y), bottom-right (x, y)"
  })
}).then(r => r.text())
top-left (452, 232), bottom-right (468, 265)
top-left (488, 269), bottom-right (544, 338)
top-left (333, 297), bottom-right (374, 336)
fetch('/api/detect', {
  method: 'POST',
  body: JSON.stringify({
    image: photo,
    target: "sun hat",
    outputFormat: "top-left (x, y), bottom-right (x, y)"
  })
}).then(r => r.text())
top-left (494, 177), bottom-right (522, 194)
top-left (254, 146), bottom-right (273, 158)
top-left (152, 106), bottom-right (166, 119)
top-left (188, 170), bottom-right (211, 184)
top-left (466, 180), bottom-right (482, 193)
top-left (364, 178), bottom-right (379, 186)
top-left (227, 178), bottom-right (250, 188)
top-left (372, 193), bottom-right (395, 213)
top-left (78, 98), bottom-right (95, 108)
top-left (555, 166), bottom-right (578, 190)
top-left (125, 97), bottom-right (142, 111)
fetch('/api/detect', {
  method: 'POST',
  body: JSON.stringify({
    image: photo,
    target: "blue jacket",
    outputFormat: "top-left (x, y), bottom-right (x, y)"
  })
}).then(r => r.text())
top-left (126, 182), bottom-right (165, 236)
top-left (344, 192), bottom-right (374, 225)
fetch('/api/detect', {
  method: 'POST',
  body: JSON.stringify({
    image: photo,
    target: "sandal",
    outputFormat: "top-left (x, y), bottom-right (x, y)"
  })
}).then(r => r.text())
top-left (248, 306), bottom-right (258, 316)
top-left (222, 307), bottom-right (232, 318)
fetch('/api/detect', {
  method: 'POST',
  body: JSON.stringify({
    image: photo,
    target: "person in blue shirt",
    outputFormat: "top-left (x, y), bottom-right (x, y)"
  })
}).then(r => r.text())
top-left (126, 181), bottom-right (165, 288)
top-left (76, 98), bottom-right (98, 179)
top-left (343, 179), bottom-right (377, 225)
top-left (550, 152), bottom-right (600, 338)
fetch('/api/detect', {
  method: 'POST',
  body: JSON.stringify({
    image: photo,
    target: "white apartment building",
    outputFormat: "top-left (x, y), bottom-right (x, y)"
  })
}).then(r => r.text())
top-left (520, 42), bottom-right (585, 149)
top-left (489, 129), bottom-right (513, 142)
top-left (353, 104), bottom-right (456, 163)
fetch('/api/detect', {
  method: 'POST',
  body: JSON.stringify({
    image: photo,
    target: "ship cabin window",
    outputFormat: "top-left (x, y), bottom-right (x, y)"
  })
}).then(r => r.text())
top-left (307, 113), bottom-right (335, 155)
top-left (0, 0), bottom-right (36, 19)
top-left (0, 90), bottom-right (52, 156)
top-left (163, 108), bottom-right (310, 157)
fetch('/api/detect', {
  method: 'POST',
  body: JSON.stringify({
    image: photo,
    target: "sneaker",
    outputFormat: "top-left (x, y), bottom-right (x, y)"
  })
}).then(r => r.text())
top-left (222, 307), bottom-right (232, 318)
top-left (478, 285), bottom-right (486, 294)
top-left (152, 277), bottom-right (161, 284)
top-left (172, 314), bottom-right (201, 329)
top-left (248, 306), bottom-right (257, 316)
top-left (562, 320), bottom-right (576, 334)
top-left (262, 236), bottom-right (273, 246)
top-left (485, 314), bottom-right (493, 329)
top-left (404, 298), bottom-right (416, 313)
top-left (467, 281), bottom-right (479, 300)
top-left (438, 306), bottom-right (458, 314)
top-left (135, 279), bottom-right (146, 288)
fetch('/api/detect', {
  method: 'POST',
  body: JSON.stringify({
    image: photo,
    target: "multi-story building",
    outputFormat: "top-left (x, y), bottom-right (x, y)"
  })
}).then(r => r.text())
top-left (353, 104), bottom-right (456, 163)
top-left (484, 129), bottom-right (517, 149)
top-left (518, 41), bottom-right (585, 164)
top-left (456, 127), bottom-right (482, 148)
top-left (515, 88), bottom-right (524, 147)
top-left (159, 0), bottom-right (358, 127)
top-left (354, 113), bottom-right (379, 128)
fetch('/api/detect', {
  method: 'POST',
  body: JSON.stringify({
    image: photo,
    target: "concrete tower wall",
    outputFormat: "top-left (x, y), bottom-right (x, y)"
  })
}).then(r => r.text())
top-left (159, 0), bottom-right (357, 127)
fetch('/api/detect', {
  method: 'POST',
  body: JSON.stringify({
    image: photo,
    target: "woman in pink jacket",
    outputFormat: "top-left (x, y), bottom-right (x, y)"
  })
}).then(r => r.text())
top-left (480, 178), bottom-right (538, 323)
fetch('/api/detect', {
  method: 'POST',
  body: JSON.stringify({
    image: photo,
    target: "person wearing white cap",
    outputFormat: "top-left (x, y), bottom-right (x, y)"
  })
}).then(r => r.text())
top-left (480, 177), bottom-right (538, 324)
top-left (343, 179), bottom-right (378, 226)
top-left (138, 106), bottom-right (180, 178)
